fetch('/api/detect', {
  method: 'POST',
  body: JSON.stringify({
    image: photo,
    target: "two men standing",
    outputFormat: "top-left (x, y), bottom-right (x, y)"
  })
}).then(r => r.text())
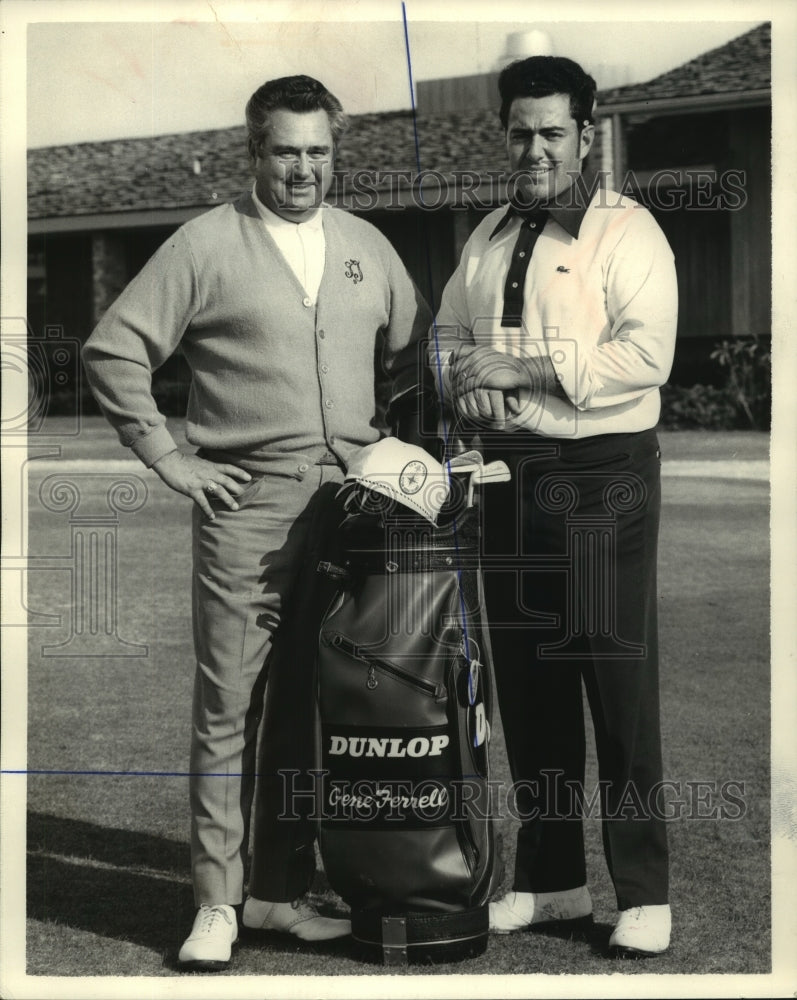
top-left (84, 53), bottom-right (676, 969)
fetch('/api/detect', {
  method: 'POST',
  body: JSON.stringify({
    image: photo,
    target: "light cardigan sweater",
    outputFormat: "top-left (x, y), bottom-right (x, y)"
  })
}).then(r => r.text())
top-left (83, 193), bottom-right (431, 473)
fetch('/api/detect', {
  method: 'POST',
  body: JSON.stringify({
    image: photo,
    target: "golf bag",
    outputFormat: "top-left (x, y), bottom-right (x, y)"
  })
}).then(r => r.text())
top-left (316, 445), bottom-right (506, 964)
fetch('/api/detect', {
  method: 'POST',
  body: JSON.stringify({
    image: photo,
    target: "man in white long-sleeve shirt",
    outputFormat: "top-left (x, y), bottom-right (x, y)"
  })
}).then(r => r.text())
top-left (431, 55), bottom-right (677, 957)
top-left (83, 75), bottom-right (430, 970)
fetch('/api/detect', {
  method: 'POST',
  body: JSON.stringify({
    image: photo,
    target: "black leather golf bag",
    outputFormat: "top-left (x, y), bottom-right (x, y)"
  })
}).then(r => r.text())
top-left (316, 453), bottom-right (504, 964)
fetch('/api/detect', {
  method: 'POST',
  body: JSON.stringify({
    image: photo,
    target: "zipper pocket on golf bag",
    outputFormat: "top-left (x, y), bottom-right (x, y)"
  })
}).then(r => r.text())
top-left (322, 631), bottom-right (444, 699)
top-left (458, 828), bottom-right (477, 876)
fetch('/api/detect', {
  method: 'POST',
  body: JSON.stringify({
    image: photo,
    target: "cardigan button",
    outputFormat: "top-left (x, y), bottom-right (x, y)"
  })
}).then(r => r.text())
top-left (318, 329), bottom-right (325, 338)
top-left (325, 399), bottom-right (334, 409)
top-left (298, 463), bottom-right (309, 473)
top-left (302, 296), bottom-right (312, 307)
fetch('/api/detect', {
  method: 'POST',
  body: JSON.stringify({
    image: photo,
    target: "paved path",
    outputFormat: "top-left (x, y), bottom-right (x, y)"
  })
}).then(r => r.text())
top-left (24, 457), bottom-right (771, 481)
top-left (663, 460), bottom-right (768, 481)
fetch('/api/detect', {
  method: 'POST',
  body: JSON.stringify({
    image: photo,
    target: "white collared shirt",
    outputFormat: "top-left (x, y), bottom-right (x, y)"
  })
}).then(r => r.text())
top-left (252, 184), bottom-right (326, 303)
top-left (433, 187), bottom-right (678, 438)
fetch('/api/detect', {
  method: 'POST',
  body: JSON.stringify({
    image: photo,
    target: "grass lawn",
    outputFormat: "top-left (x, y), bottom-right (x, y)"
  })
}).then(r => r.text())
top-left (10, 423), bottom-right (774, 987)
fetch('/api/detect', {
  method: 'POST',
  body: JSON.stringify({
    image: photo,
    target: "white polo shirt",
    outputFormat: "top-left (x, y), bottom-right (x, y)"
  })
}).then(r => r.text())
top-left (252, 184), bottom-right (326, 304)
top-left (433, 180), bottom-right (678, 438)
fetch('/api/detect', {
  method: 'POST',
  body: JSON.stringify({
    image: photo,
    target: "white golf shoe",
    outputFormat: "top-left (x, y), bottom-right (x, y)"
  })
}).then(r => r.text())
top-left (609, 904), bottom-right (671, 956)
top-left (489, 885), bottom-right (593, 934)
top-left (243, 896), bottom-right (351, 941)
top-left (178, 904), bottom-right (238, 971)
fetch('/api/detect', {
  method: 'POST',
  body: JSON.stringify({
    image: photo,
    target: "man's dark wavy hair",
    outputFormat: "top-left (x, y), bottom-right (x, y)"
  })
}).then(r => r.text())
top-left (246, 74), bottom-right (348, 162)
top-left (498, 56), bottom-right (597, 132)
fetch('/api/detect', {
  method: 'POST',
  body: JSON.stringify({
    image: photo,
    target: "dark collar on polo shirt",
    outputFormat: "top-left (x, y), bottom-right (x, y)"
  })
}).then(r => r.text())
top-left (495, 175), bottom-right (596, 327)
top-left (489, 173), bottom-right (595, 242)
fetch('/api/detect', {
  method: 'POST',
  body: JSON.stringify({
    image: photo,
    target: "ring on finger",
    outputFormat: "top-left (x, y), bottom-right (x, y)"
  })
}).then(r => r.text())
top-left (205, 481), bottom-right (219, 494)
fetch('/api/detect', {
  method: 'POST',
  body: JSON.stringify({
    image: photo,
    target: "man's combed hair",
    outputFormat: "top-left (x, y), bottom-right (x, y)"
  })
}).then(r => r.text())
top-left (246, 75), bottom-right (349, 160)
top-left (498, 56), bottom-right (597, 131)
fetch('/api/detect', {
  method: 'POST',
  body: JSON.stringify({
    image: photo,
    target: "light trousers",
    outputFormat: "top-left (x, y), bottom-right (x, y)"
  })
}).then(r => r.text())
top-left (189, 463), bottom-right (344, 906)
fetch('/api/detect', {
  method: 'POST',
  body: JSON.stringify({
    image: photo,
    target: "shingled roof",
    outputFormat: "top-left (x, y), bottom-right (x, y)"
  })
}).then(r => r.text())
top-left (29, 22), bottom-right (770, 224)
top-left (599, 22), bottom-right (770, 107)
top-left (28, 108), bottom-right (506, 222)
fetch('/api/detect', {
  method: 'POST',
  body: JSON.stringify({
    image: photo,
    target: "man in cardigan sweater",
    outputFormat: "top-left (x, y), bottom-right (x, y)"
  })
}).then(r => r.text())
top-left (83, 76), bottom-right (431, 970)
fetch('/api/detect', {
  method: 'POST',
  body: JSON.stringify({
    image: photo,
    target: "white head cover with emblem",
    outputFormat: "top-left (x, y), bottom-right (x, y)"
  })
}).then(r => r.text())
top-left (340, 438), bottom-right (451, 524)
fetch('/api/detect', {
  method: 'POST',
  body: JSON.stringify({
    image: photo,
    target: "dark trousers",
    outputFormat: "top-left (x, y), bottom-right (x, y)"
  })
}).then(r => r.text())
top-left (481, 428), bottom-right (668, 910)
